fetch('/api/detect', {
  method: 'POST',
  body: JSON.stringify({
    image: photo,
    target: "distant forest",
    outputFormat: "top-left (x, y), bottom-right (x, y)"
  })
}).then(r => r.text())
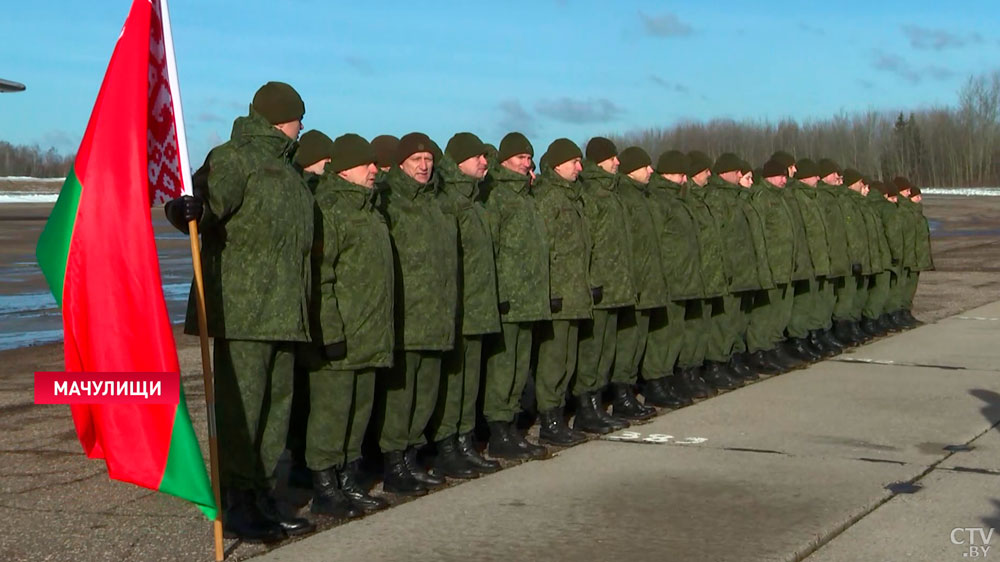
top-left (3, 72), bottom-right (1000, 186)
top-left (611, 71), bottom-right (1000, 187)
top-left (0, 142), bottom-right (73, 178)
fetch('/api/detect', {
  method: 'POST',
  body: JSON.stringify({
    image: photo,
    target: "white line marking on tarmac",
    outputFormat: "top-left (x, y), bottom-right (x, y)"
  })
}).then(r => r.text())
top-left (957, 316), bottom-right (1000, 321)
top-left (602, 431), bottom-right (707, 445)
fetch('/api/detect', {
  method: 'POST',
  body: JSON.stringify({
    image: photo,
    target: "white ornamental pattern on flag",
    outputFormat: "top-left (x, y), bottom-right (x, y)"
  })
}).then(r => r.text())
top-left (146, 0), bottom-right (184, 206)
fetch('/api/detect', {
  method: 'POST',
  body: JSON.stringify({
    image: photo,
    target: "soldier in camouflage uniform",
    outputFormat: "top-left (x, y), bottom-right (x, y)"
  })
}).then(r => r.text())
top-left (375, 132), bottom-right (458, 495)
top-left (427, 133), bottom-right (502, 478)
top-left (302, 134), bottom-right (393, 517)
top-left (701, 153), bottom-right (766, 382)
top-left (371, 134), bottom-right (399, 183)
top-left (844, 170), bottom-right (889, 338)
top-left (532, 139), bottom-right (591, 446)
top-left (821, 159), bottom-right (870, 346)
top-left (642, 150), bottom-right (702, 407)
top-left (813, 160), bottom-right (852, 353)
top-left (573, 138), bottom-right (633, 434)
top-left (165, 82), bottom-right (314, 541)
top-left (482, 132), bottom-right (550, 460)
top-left (893, 179), bottom-right (933, 327)
top-left (611, 146), bottom-right (665, 420)
top-left (747, 159), bottom-right (807, 370)
top-left (683, 151), bottom-right (738, 395)
top-left (863, 180), bottom-right (901, 335)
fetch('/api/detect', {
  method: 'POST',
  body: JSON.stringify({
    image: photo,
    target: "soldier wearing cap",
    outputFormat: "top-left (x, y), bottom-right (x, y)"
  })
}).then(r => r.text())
top-left (374, 132), bottom-right (458, 495)
top-left (481, 132), bottom-right (550, 460)
top-left (302, 134), bottom-right (393, 517)
top-left (165, 81), bottom-right (315, 541)
top-left (862, 180), bottom-right (898, 334)
top-left (610, 146), bottom-right (666, 419)
top-left (573, 138), bottom-right (634, 433)
top-left (426, 132), bottom-right (503, 478)
top-left (812, 159), bottom-right (852, 352)
top-left (822, 160), bottom-right (871, 346)
top-left (532, 139), bottom-right (592, 446)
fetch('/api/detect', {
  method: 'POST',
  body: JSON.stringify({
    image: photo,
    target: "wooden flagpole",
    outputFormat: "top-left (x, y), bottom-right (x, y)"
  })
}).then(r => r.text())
top-left (160, 0), bottom-right (224, 558)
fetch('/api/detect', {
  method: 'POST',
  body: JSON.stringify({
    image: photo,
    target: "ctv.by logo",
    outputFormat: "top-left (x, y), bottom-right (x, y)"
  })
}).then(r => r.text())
top-left (951, 528), bottom-right (995, 558)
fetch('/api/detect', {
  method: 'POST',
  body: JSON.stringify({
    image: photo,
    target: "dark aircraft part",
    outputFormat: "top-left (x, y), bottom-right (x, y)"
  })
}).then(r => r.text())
top-left (0, 79), bottom-right (26, 93)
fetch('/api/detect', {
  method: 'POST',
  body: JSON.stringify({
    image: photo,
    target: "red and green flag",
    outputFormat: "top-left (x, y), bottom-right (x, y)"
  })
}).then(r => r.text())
top-left (35, 0), bottom-right (216, 519)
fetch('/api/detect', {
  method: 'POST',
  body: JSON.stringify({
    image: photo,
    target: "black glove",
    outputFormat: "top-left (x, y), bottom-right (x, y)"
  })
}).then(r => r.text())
top-left (323, 341), bottom-right (347, 361)
top-left (852, 263), bottom-right (862, 275)
top-left (164, 195), bottom-right (203, 234)
top-left (498, 301), bottom-right (510, 315)
top-left (550, 297), bottom-right (563, 313)
top-left (591, 286), bottom-right (604, 305)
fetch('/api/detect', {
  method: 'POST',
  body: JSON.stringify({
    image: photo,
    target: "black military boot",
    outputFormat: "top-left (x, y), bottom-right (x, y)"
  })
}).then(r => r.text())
top-left (539, 407), bottom-right (587, 446)
top-left (221, 488), bottom-right (285, 543)
top-left (809, 329), bottom-right (836, 356)
top-left (309, 468), bottom-right (361, 520)
top-left (701, 361), bottom-right (741, 390)
top-left (433, 435), bottom-right (478, 479)
top-left (819, 329), bottom-right (846, 353)
top-left (902, 310), bottom-right (923, 327)
top-left (768, 346), bottom-right (803, 370)
top-left (338, 460), bottom-right (388, 513)
top-left (833, 320), bottom-right (857, 346)
top-left (456, 432), bottom-right (501, 474)
top-left (641, 377), bottom-right (691, 408)
top-left (487, 421), bottom-right (531, 460)
top-left (860, 316), bottom-right (882, 338)
top-left (404, 447), bottom-right (445, 488)
top-left (783, 338), bottom-right (820, 362)
top-left (257, 488), bottom-right (317, 535)
top-left (508, 422), bottom-right (550, 459)
top-left (382, 450), bottom-right (428, 496)
top-left (591, 388), bottom-right (630, 430)
top-left (610, 382), bottom-right (657, 420)
top-left (878, 313), bottom-right (901, 332)
top-left (572, 392), bottom-right (615, 435)
top-left (889, 310), bottom-right (911, 330)
top-left (676, 366), bottom-right (714, 398)
top-left (731, 352), bottom-right (763, 379)
top-left (746, 350), bottom-right (781, 375)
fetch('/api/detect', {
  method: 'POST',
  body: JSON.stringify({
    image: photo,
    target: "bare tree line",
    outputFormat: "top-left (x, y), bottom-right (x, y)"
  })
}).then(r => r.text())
top-left (0, 142), bottom-right (73, 178)
top-left (611, 71), bottom-right (1000, 187)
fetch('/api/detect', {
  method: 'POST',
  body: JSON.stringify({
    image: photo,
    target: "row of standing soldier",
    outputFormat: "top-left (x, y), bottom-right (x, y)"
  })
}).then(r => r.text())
top-left (164, 82), bottom-right (934, 542)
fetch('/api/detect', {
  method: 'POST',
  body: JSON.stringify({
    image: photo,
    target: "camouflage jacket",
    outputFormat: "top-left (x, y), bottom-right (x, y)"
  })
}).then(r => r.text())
top-left (617, 174), bottom-right (669, 309)
top-left (750, 181), bottom-right (797, 285)
top-left (436, 155), bottom-right (501, 336)
top-left (483, 163), bottom-right (551, 323)
top-left (788, 180), bottom-right (831, 277)
top-left (777, 184), bottom-right (814, 281)
top-left (862, 190), bottom-right (892, 272)
top-left (738, 187), bottom-right (775, 290)
top-left (377, 166), bottom-right (458, 351)
top-left (871, 195), bottom-right (905, 274)
top-left (684, 184), bottom-right (729, 298)
top-left (532, 169), bottom-right (593, 320)
top-left (648, 176), bottom-right (704, 300)
top-left (834, 186), bottom-right (872, 274)
top-left (815, 182), bottom-right (851, 277)
top-left (304, 174), bottom-right (394, 369)
top-left (184, 110), bottom-right (314, 341)
top-left (703, 177), bottom-right (763, 292)
top-left (578, 161), bottom-right (635, 309)
top-left (897, 198), bottom-right (934, 271)
top-left (913, 202), bottom-right (935, 271)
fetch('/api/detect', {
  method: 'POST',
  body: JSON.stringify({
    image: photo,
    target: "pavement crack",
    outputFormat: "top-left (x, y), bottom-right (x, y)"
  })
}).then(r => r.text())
top-left (720, 446), bottom-right (787, 455)
top-left (855, 457), bottom-right (908, 466)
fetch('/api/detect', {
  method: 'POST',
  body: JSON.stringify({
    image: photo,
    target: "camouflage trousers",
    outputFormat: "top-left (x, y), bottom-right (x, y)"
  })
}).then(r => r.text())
top-left (429, 335), bottom-right (483, 442)
top-left (702, 296), bottom-right (731, 362)
top-left (483, 322), bottom-right (533, 423)
top-left (904, 270), bottom-right (921, 309)
top-left (678, 299), bottom-right (708, 369)
top-left (817, 276), bottom-right (839, 328)
top-left (863, 272), bottom-right (891, 320)
top-left (376, 350), bottom-right (441, 453)
top-left (214, 338), bottom-right (295, 490)
top-left (642, 301), bottom-right (686, 381)
top-left (574, 308), bottom-right (618, 396)
top-left (748, 283), bottom-right (794, 352)
top-left (885, 268), bottom-right (913, 313)
top-left (723, 292), bottom-right (753, 356)
top-left (833, 274), bottom-right (863, 321)
top-left (305, 367), bottom-right (375, 471)
top-left (535, 320), bottom-right (580, 411)
top-left (611, 306), bottom-right (651, 385)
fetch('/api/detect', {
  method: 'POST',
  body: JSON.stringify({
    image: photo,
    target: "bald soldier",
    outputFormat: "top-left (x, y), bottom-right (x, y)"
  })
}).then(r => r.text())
top-left (375, 132), bottom-right (458, 495)
top-left (482, 132), bottom-right (550, 460)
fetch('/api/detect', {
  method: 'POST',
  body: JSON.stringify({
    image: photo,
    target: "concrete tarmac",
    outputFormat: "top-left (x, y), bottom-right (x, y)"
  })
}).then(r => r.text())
top-left (258, 301), bottom-right (1000, 562)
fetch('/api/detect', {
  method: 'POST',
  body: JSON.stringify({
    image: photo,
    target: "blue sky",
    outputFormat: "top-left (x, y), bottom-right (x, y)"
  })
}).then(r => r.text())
top-left (2, 0), bottom-right (998, 167)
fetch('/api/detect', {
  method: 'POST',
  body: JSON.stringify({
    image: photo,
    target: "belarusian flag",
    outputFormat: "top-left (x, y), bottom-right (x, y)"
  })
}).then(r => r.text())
top-left (35, 0), bottom-right (216, 520)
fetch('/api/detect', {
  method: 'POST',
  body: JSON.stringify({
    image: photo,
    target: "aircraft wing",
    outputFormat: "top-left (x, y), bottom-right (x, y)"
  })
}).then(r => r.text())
top-left (0, 78), bottom-right (26, 93)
